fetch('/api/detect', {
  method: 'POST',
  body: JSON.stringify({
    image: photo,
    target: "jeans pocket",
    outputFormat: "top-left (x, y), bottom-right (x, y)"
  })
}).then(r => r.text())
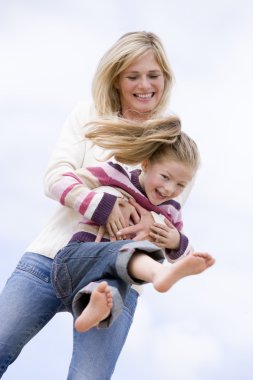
top-left (51, 262), bottom-right (73, 300)
top-left (16, 262), bottom-right (50, 283)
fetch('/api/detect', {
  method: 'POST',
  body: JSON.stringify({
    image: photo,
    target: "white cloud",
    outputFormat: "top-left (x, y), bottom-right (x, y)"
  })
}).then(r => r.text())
top-left (153, 323), bottom-right (223, 380)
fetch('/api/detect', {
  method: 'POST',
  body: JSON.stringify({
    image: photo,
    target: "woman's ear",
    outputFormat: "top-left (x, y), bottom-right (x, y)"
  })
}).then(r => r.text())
top-left (114, 78), bottom-right (120, 90)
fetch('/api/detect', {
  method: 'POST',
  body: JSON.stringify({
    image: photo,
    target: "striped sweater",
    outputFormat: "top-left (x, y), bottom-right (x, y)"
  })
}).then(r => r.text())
top-left (51, 161), bottom-right (193, 262)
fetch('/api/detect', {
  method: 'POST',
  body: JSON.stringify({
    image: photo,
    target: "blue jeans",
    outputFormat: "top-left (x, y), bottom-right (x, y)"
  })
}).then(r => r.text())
top-left (52, 240), bottom-right (163, 328)
top-left (0, 252), bottom-right (139, 379)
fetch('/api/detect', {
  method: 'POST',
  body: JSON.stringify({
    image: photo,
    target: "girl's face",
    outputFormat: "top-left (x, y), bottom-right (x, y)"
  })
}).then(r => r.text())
top-left (115, 51), bottom-right (165, 120)
top-left (139, 159), bottom-right (194, 205)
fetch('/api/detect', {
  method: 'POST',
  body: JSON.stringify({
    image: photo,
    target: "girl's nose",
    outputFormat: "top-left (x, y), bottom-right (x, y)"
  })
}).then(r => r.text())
top-left (164, 182), bottom-right (175, 197)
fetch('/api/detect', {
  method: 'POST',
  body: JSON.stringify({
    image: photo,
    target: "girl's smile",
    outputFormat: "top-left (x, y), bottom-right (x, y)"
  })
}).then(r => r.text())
top-left (139, 159), bottom-right (194, 205)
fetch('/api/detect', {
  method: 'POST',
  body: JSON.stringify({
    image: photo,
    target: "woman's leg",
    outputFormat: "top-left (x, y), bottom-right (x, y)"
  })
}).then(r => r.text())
top-left (67, 288), bottom-right (139, 380)
top-left (0, 252), bottom-right (63, 377)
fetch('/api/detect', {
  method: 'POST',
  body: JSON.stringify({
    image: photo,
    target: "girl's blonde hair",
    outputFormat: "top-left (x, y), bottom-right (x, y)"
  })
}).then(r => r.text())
top-left (85, 116), bottom-right (200, 173)
top-left (92, 31), bottom-right (174, 117)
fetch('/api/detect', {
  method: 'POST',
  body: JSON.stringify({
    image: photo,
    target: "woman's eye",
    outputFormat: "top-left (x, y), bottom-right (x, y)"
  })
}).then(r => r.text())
top-left (127, 76), bottom-right (137, 80)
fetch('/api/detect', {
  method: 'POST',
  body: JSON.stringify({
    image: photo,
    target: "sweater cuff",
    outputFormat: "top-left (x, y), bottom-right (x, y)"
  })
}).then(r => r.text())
top-left (92, 193), bottom-right (117, 225)
top-left (165, 232), bottom-right (189, 262)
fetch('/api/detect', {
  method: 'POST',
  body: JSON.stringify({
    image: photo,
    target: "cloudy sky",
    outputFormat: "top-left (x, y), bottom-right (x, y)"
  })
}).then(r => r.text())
top-left (1, 1), bottom-right (253, 379)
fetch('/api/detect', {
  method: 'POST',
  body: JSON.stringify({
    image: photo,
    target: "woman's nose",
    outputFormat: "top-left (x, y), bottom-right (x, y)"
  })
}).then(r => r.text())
top-left (138, 75), bottom-right (150, 89)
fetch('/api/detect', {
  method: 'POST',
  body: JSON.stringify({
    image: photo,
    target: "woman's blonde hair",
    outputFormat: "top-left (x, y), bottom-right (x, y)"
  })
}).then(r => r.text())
top-left (92, 31), bottom-right (174, 117)
top-left (85, 116), bottom-right (200, 173)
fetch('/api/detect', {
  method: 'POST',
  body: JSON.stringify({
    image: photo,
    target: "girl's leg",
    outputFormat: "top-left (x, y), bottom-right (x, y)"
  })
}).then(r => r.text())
top-left (0, 252), bottom-right (63, 377)
top-left (68, 288), bottom-right (139, 380)
top-left (58, 240), bottom-right (163, 334)
top-left (128, 251), bottom-right (215, 292)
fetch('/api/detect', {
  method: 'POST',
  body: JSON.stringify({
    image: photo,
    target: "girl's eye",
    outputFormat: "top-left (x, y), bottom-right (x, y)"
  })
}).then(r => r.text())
top-left (149, 75), bottom-right (160, 79)
top-left (161, 174), bottom-right (168, 180)
top-left (127, 76), bottom-right (138, 80)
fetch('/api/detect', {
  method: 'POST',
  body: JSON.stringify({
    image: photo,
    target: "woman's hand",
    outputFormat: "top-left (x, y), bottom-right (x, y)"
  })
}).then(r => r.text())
top-left (117, 197), bottom-right (140, 227)
top-left (117, 198), bottom-right (155, 241)
top-left (106, 198), bottom-right (128, 240)
top-left (95, 197), bottom-right (140, 242)
top-left (149, 218), bottom-right (180, 249)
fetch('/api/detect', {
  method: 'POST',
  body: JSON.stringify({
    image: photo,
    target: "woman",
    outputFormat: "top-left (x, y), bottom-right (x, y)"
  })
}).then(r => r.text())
top-left (0, 32), bottom-right (189, 379)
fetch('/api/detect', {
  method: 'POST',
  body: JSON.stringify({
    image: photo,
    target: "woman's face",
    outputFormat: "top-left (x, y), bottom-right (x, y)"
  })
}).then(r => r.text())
top-left (115, 51), bottom-right (165, 120)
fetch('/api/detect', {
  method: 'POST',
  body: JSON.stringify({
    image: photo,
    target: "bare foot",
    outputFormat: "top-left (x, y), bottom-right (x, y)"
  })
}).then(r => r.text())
top-left (75, 281), bottom-right (113, 333)
top-left (153, 252), bottom-right (215, 293)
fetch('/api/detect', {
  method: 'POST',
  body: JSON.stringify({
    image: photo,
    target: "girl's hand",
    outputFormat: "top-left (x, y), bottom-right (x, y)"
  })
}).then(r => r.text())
top-left (117, 198), bottom-right (154, 241)
top-left (149, 218), bottom-right (180, 249)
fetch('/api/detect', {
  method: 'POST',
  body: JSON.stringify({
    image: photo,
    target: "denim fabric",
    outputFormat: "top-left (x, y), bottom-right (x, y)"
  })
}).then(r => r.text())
top-left (0, 252), bottom-right (139, 379)
top-left (68, 285), bottom-right (139, 380)
top-left (52, 240), bottom-right (164, 327)
top-left (52, 240), bottom-right (134, 304)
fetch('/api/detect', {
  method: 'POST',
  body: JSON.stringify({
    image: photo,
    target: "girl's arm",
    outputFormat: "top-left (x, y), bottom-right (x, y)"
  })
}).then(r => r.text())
top-left (51, 168), bottom-right (121, 226)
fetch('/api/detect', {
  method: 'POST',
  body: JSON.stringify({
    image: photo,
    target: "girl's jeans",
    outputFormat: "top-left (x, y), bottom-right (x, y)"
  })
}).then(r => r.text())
top-left (0, 252), bottom-right (139, 379)
top-left (52, 240), bottom-right (163, 328)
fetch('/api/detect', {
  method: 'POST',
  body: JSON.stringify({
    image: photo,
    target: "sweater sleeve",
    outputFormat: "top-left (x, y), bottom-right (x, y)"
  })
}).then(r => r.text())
top-left (50, 167), bottom-right (118, 225)
top-left (162, 202), bottom-right (194, 263)
top-left (44, 102), bottom-right (92, 199)
top-left (165, 232), bottom-right (194, 263)
top-left (43, 103), bottom-right (119, 225)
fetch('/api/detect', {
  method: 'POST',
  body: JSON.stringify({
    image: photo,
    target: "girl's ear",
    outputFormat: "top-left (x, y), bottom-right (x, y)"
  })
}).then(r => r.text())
top-left (141, 159), bottom-right (148, 172)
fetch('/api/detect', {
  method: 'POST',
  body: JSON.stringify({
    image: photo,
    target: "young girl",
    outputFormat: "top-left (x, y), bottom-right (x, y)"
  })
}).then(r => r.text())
top-left (51, 115), bottom-right (215, 333)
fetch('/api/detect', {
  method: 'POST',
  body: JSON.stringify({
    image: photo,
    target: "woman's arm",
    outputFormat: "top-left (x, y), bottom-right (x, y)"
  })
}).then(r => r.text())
top-left (43, 103), bottom-right (125, 227)
top-left (50, 168), bottom-right (120, 225)
top-left (44, 103), bottom-right (91, 198)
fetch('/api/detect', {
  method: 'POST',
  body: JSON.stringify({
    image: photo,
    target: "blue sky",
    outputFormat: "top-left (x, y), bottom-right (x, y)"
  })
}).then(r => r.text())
top-left (1, 1), bottom-right (253, 379)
